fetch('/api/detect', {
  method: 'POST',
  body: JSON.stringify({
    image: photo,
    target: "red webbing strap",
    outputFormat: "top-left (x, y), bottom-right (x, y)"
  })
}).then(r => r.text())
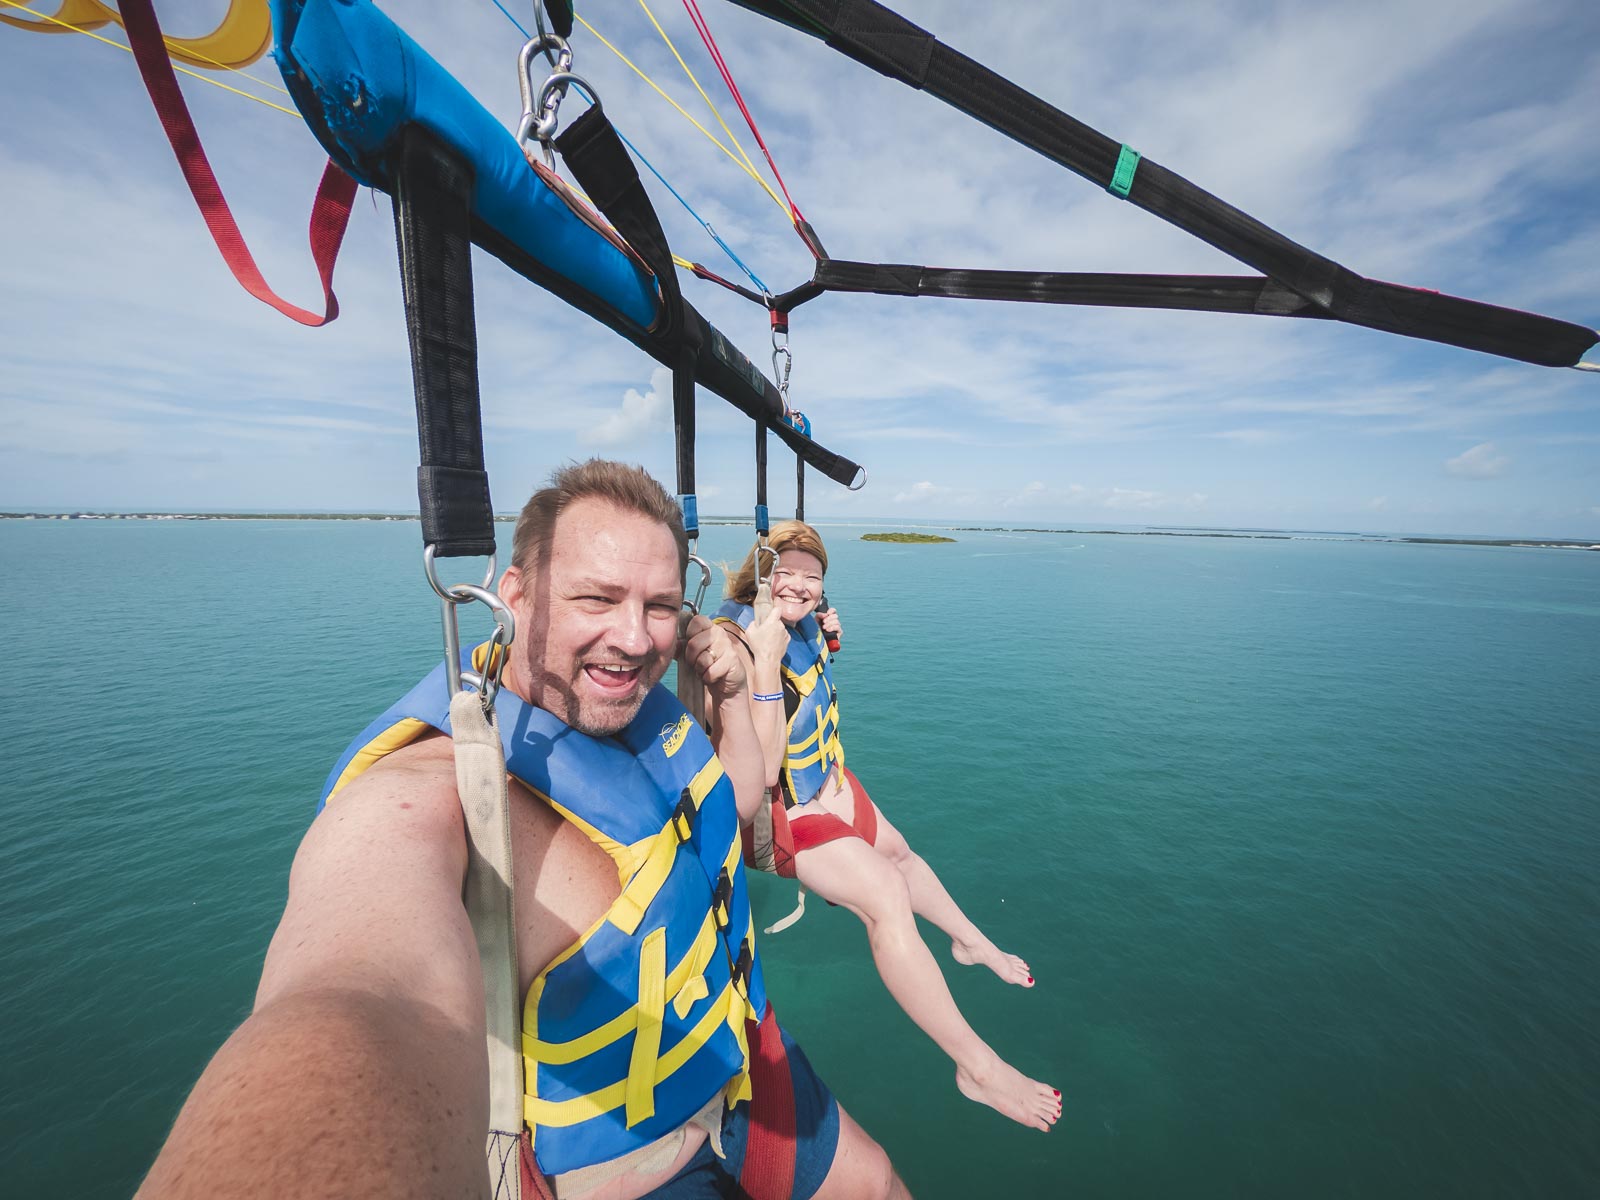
top-left (690, 261), bottom-right (770, 306)
top-left (119, 0), bottom-right (357, 327)
top-left (740, 1006), bottom-right (799, 1200)
top-left (680, 0), bottom-right (820, 259)
top-left (518, 1131), bottom-right (557, 1200)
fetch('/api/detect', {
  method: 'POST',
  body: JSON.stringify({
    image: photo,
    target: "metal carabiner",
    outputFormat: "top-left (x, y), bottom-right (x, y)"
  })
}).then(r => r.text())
top-left (423, 547), bottom-right (514, 711)
top-left (682, 552), bottom-right (713, 618)
top-left (755, 543), bottom-right (780, 590)
top-left (516, 34), bottom-right (575, 166)
top-left (448, 583), bottom-right (516, 713)
top-left (532, 1), bottom-right (563, 67)
top-left (537, 70), bottom-right (601, 134)
top-left (424, 545), bottom-right (497, 600)
top-left (771, 343), bottom-right (793, 403)
top-left (517, 35), bottom-right (573, 136)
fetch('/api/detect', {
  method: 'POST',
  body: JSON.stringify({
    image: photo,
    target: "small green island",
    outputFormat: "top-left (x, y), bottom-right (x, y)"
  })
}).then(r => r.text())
top-left (861, 532), bottom-right (956, 544)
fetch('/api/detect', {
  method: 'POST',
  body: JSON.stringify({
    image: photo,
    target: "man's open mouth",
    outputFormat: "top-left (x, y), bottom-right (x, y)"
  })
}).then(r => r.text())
top-left (583, 663), bottom-right (642, 693)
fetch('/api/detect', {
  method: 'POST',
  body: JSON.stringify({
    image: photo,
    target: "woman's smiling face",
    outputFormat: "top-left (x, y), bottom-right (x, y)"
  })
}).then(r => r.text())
top-left (769, 549), bottom-right (825, 626)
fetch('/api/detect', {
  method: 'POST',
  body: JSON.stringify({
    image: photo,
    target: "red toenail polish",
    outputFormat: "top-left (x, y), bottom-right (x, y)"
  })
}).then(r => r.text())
top-left (1053, 1089), bottom-right (1060, 1096)
top-left (1027, 976), bottom-right (1034, 983)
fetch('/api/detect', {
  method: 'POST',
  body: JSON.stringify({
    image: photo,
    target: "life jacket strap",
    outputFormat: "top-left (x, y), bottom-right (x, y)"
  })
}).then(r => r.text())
top-left (624, 928), bottom-right (669, 1128)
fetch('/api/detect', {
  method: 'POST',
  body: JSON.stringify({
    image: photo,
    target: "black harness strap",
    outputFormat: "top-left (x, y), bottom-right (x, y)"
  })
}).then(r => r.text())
top-left (556, 108), bottom-right (711, 529)
top-left (811, 261), bottom-right (1329, 314)
top-left (392, 127), bottom-right (497, 557)
top-left (722, 0), bottom-right (1597, 369)
top-left (541, 0), bottom-right (574, 38)
top-left (555, 106), bottom-right (866, 487)
top-left (755, 424), bottom-right (770, 537)
top-left (674, 342), bottom-right (699, 538)
top-left (557, 107), bottom-right (686, 352)
top-left (800, 263), bottom-right (1594, 366)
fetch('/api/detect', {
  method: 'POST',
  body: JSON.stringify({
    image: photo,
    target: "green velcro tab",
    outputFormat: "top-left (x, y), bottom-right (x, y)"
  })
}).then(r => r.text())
top-left (1109, 144), bottom-right (1141, 199)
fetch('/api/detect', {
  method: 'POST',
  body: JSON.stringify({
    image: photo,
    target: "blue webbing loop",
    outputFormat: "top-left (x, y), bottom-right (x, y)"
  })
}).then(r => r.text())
top-left (680, 494), bottom-right (700, 540)
top-left (1109, 144), bottom-right (1141, 199)
top-left (754, 503), bottom-right (770, 536)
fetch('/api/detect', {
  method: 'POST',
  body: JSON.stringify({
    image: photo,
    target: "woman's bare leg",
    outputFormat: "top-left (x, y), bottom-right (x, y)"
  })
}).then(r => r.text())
top-left (820, 782), bottom-right (1033, 987)
top-left (791, 830), bottom-right (1060, 1132)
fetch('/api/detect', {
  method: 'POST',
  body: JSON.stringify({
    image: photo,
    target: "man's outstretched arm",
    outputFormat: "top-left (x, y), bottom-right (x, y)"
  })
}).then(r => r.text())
top-left (137, 742), bottom-right (490, 1200)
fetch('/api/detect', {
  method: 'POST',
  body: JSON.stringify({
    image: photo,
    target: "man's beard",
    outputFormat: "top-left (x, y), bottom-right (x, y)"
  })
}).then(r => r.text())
top-left (533, 655), bottom-right (666, 737)
top-left (568, 687), bottom-right (650, 737)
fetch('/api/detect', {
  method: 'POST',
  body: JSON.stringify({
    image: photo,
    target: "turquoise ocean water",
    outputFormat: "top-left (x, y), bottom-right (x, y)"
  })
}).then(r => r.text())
top-left (2, 518), bottom-right (1597, 1197)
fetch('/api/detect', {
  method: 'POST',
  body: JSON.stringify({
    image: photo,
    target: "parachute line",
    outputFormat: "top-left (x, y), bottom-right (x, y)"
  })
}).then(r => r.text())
top-left (0, 0), bottom-right (297, 115)
top-left (569, 10), bottom-right (792, 216)
top-left (636, 0), bottom-right (765, 185)
top-left (678, 0), bottom-right (807, 229)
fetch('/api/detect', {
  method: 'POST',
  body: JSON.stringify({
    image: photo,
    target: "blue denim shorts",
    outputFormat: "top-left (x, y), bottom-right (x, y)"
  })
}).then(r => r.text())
top-left (643, 1022), bottom-right (841, 1200)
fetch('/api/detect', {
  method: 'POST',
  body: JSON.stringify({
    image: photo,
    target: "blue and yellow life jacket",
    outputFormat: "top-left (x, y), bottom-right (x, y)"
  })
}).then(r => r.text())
top-left (320, 654), bottom-right (768, 1177)
top-left (714, 602), bottom-right (843, 808)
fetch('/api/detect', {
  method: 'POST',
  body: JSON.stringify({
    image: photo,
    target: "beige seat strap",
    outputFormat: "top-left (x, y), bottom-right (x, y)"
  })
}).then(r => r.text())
top-left (748, 580), bottom-right (808, 932)
top-left (451, 689), bottom-right (524, 1200)
top-left (676, 606), bottom-right (708, 725)
top-left (763, 888), bottom-right (807, 935)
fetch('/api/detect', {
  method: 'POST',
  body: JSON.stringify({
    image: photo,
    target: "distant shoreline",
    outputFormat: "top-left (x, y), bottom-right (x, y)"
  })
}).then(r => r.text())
top-left (949, 526), bottom-right (1600, 551)
top-left (3, 511), bottom-right (1596, 551)
top-left (0, 512), bottom-right (756, 524)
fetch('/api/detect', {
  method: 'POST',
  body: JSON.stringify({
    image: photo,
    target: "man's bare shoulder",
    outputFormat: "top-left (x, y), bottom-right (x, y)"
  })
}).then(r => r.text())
top-left (327, 731), bottom-right (625, 984)
top-left (308, 734), bottom-right (556, 847)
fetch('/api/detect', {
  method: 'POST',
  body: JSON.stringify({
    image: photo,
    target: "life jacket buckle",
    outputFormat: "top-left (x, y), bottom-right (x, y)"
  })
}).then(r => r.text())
top-left (712, 866), bottom-right (733, 931)
top-left (670, 787), bottom-right (696, 844)
top-left (730, 940), bottom-right (753, 998)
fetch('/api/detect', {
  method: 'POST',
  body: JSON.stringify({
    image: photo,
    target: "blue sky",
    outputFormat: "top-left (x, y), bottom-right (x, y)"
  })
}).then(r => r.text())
top-left (2, 0), bottom-right (1597, 535)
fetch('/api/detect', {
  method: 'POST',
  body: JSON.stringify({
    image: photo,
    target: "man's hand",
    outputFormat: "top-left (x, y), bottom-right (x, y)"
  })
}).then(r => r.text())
top-left (683, 614), bottom-right (747, 704)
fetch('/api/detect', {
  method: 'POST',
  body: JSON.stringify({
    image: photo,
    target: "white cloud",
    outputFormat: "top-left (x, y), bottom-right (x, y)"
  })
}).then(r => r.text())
top-left (1445, 442), bottom-right (1510, 479)
top-left (579, 367), bottom-right (672, 447)
top-left (893, 481), bottom-right (948, 504)
top-left (1368, 496), bottom-right (1390, 511)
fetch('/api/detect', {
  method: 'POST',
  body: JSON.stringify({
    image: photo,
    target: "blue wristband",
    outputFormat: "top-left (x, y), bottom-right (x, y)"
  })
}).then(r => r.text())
top-left (752, 691), bottom-right (784, 702)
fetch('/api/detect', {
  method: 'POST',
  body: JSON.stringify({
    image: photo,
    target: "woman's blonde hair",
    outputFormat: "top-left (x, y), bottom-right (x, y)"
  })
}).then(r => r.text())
top-left (724, 519), bottom-right (829, 605)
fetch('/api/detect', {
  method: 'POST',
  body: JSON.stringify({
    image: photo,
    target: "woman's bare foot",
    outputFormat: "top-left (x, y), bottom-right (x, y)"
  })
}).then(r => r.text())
top-left (952, 937), bottom-right (1033, 986)
top-left (955, 1055), bottom-right (1062, 1132)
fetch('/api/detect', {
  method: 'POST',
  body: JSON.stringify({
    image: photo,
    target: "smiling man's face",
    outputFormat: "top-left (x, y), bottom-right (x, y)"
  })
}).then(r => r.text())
top-left (501, 496), bottom-right (683, 736)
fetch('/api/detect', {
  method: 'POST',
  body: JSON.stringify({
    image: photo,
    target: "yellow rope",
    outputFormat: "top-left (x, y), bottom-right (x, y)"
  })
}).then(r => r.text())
top-left (150, 26), bottom-right (291, 97)
top-left (2, 0), bottom-right (290, 96)
top-left (633, 0), bottom-right (762, 184)
top-left (573, 10), bottom-right (790, 217)
top-left (0, 0), bottom-right (298, 116)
